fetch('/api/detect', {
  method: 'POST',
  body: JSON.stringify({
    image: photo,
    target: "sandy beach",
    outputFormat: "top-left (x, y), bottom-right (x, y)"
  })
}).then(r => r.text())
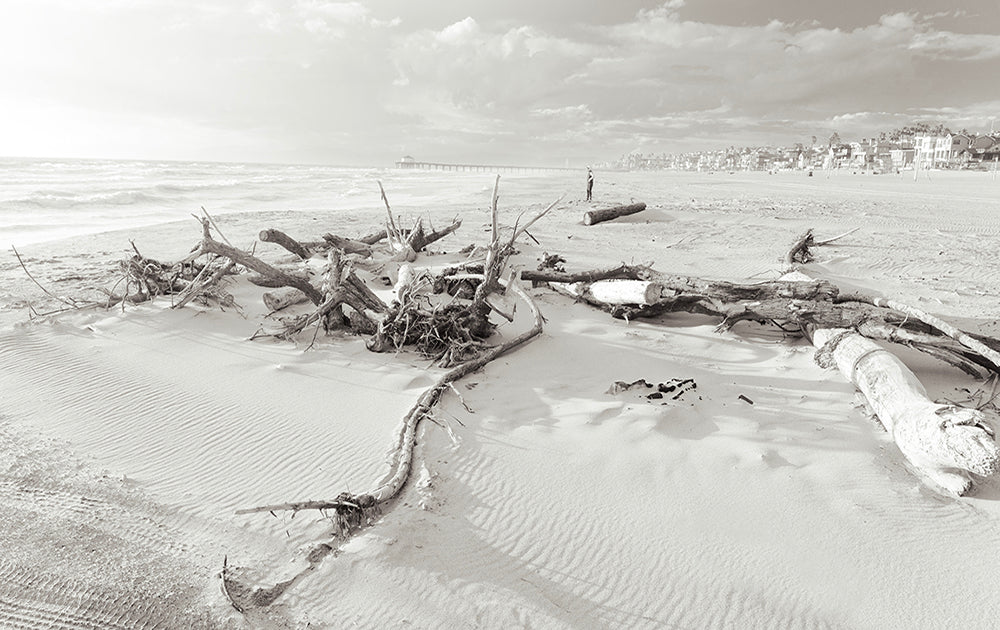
top-left (4, 169), bottom-right (1000, 629)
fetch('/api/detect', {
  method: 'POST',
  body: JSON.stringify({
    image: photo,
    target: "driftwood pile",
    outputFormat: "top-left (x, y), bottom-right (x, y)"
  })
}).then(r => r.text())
top-left (21, 184), bottom-right (1000, 611)
top-left (522, 231), bottom-right (1000, 496)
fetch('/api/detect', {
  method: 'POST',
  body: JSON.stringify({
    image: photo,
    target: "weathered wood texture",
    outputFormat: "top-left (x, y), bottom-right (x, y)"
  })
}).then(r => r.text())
top-left (570, 280), bottom-right (663, 306)
top-left (812, 328), bottom-right (1000, 495)
top-left (259, 229), bottom-right (311, 260)
top-left (191, 219), bottom-right (324, 305)
top-left (583, 202), bottom-right (646, 226)
top-left (262, 288), bottom-right (310, 312)
top-left (322, 234), bottom-right (373, 257)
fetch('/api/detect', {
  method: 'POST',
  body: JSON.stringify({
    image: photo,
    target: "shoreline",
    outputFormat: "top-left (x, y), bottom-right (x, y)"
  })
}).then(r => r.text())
top-left (3, 170), bottom-right (1000, 627)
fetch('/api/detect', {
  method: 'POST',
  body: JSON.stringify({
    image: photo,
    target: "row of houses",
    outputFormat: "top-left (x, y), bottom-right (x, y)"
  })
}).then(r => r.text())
top-left (910, 133), bottom-right (1000, 168)
top-left (826, 134), bottom-right (1000, 171)
top-left (614, 133), bottom-right (1000, 173)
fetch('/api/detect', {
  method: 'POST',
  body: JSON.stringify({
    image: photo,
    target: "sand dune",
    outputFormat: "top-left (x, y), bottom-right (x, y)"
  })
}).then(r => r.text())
top-left (3, 170), bottom-right (1000, 627)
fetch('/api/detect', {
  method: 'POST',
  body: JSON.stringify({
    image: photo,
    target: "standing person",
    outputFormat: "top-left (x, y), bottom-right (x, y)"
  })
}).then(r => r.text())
top-left (586, 167), bottom-right (594, 202)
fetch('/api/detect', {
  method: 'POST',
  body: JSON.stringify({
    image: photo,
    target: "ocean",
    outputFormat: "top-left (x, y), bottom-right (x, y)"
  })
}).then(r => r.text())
top-left (0, 157), bottom-right (586, 248)
top-left (0, 156), bottom-right (589, 318)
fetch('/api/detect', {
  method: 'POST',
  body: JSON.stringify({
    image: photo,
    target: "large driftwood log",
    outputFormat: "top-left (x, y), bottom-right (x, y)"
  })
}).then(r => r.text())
top-left (568, 280), bottom-right (662, 306)
top-left (811, 328), bottom-right (999, 495)
top-left (521, 264), bottom-right (637, 285)
top-left (541, 260), bottom-right (1000, 494)
top-left (583, 202), bottom-right (646, 226)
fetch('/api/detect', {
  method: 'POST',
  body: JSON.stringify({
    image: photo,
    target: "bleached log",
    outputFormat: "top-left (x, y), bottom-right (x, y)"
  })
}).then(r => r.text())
top-left (572, 280), bottom-right (663, 306)
top-left (812, 327), bottom-right (1000, 495)
top-left (583, 202), bottom-right (646, 226)
top-left (393, 264), bottom-right (420, 304)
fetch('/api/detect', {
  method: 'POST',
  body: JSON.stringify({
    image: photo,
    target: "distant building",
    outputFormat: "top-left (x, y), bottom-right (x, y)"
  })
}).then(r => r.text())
top-left (889, 146), bottom-right (915, 169)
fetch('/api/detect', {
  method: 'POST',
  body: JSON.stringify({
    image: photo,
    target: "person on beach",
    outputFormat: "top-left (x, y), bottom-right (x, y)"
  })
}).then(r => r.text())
top-left (586, 167), bottom-right (594, 201)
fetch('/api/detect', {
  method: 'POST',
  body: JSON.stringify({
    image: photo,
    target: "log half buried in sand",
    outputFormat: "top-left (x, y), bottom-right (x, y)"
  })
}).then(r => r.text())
top-left (583, 202), bottom-right (646, 226)
top-left (572, 280), bottom-right (662, 306)
top-left (262, 288), bottom-right (310, 312)
top-left (812, 327), bottom-right (1000, 495)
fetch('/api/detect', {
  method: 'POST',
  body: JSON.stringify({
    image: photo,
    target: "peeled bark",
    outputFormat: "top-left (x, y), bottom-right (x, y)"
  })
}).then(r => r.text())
top-left (571, 280), bottom-right (662, 306)
top-left (811, 328), bottom-right (1000, 495)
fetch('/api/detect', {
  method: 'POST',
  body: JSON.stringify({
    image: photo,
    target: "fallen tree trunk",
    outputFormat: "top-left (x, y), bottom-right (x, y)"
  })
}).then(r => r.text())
top-left (811, 327), bottom-right (1000, 495)
top-left (521, 264), bottom-right (637, 285)
top-left (569, 280), bottom-right (662, 306)
top-left (543, 259), bottom-right (1000, 495)
top-left (583, 202), bottom-right (646, 226)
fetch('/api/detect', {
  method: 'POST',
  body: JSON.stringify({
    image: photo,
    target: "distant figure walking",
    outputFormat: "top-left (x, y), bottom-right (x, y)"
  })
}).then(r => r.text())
top-left (586, 167), bottom-right (594, 202)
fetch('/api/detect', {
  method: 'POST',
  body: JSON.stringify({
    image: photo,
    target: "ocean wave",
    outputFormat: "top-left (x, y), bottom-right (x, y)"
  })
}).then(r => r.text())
top-left (6, 189), bottom-right (174, 209)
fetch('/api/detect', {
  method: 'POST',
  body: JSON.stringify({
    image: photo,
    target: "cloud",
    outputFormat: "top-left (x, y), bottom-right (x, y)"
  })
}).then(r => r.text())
top-left (2, 0), bottom-right (999, 164)
top-left (379, 6), bottom-right (1000, 161)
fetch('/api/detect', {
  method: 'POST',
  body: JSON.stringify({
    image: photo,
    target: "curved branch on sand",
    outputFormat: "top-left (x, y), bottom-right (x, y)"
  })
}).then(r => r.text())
top-left (227, 279), bottom-right (544, 610)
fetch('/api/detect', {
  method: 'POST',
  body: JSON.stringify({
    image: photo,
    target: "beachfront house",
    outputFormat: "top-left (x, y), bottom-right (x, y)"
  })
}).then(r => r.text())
top-left (828, 144), bottom-right (852, 168)
top-left (889, 145), bottom-right (915, 169)
top-left (950, 134), bottom-right (972, 161)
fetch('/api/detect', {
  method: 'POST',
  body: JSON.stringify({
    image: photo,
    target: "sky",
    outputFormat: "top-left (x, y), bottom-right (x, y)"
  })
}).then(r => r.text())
top-left (1, 0), bottom-right (999, 166)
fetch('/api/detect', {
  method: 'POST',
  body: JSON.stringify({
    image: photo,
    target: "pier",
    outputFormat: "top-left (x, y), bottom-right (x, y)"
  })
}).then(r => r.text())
top-left (395, 157), bottom-right (578, 173)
